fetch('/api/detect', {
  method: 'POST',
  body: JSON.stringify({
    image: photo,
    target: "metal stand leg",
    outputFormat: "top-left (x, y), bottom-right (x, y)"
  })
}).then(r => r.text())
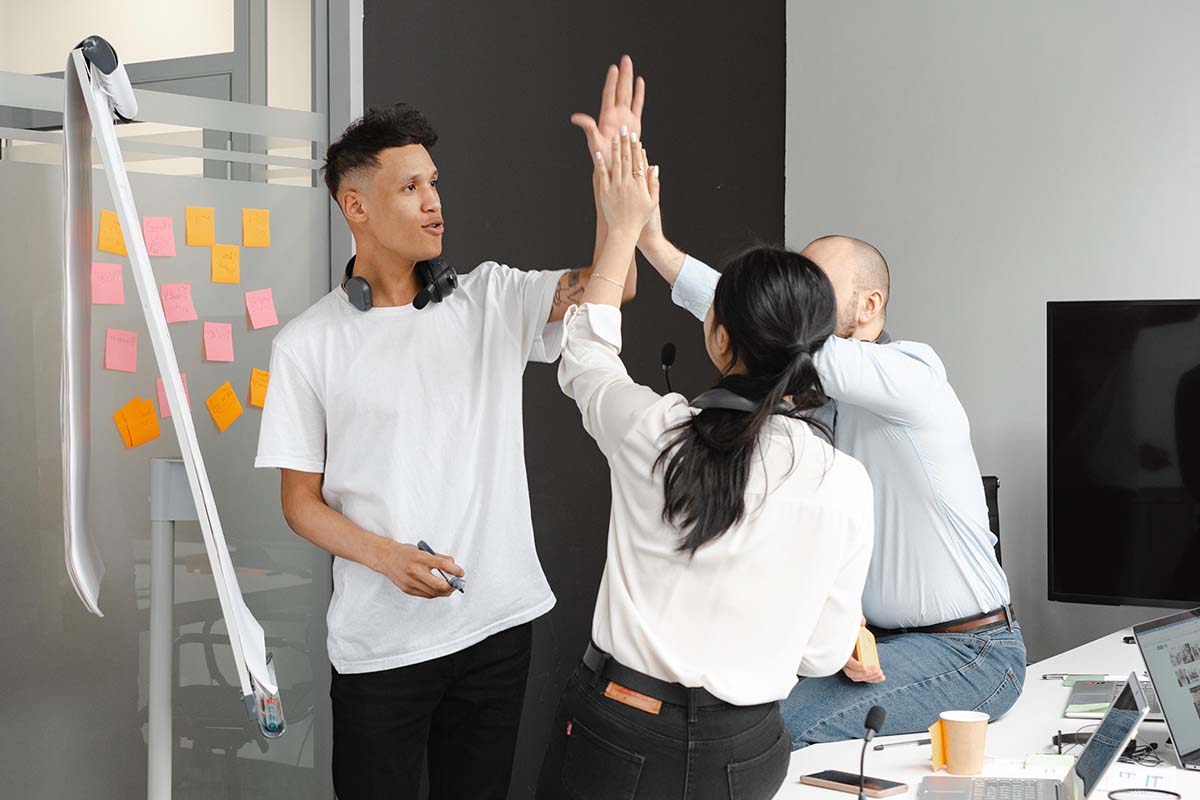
top-left (148, 518), bottom-right (175, 800)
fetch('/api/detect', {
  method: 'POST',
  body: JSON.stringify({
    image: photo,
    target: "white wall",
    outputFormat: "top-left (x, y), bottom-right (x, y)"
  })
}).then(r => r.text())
top-left (785, 1), bottom-right (1200, 661)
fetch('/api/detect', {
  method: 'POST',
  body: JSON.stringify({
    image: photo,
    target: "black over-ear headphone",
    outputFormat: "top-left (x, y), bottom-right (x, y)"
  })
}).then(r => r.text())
top-left (342, 255), bottom-right (458, 312)
top-left (690, 387), bottom-right (797, 415)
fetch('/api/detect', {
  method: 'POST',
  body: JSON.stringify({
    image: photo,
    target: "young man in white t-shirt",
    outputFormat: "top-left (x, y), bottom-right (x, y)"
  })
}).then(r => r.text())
top-left (255, 85), bottom-right (641, 798)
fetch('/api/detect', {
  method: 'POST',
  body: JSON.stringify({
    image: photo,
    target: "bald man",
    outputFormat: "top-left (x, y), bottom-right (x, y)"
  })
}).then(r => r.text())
top-left (635, 229), bottom-right (1024, 748)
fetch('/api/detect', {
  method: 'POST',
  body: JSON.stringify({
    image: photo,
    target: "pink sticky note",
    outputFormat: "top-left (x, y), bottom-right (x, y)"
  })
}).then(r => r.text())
top-left (104, 328), bottom-right (138, 372)
top-left (156, 374), bottom-right (190, 418)
top-left (160, 283), bottom-right (198, 323)
top-left (203, 322), bottom-right (235, 362)
top-left (91, 262), bottom-right (124, 305)
top-left (142, 216), bottom-right (177, 257)
top-left (245, 288), bottom-right (279, 330)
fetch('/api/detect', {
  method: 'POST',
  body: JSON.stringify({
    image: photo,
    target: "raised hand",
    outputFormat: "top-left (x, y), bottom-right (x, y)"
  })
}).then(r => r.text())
top-left (571, 55), bottom-right (646, 164)
top-left (594, 129), bottom-right (659, 235)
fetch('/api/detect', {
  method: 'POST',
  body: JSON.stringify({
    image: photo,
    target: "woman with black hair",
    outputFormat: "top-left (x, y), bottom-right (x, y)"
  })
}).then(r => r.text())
top-left (536, 130), bottom-right (875, 799)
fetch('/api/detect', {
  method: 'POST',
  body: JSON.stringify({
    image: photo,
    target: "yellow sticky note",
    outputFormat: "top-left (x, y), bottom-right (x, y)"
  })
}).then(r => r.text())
top-left (206, 381), bottom-right (244, 432)
top-left (249, 368), bottom-right (270, 408)
top-left (98, 209), bottom-right (127, 256)
top-left (855, 626), bottom-right (880, 669)
top-left (113, 396), bottom-right (160, 448)
top-left (929, 719), bottom-right (946, 772)
top-left (242, 208), bottom-right (270, 248)
top-left (211, 244), bottom-right (240, 284)
top-left (186, 206), bottom-right (215, 246)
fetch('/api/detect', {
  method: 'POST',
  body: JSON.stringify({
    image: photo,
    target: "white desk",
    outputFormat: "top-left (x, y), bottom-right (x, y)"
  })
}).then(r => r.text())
top-left (777, 628), bottom-right (1198, 798)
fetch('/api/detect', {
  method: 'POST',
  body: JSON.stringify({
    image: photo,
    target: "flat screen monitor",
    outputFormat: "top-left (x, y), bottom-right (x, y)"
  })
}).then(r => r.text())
top-left (1048, 300), bottom-right (1200, 606)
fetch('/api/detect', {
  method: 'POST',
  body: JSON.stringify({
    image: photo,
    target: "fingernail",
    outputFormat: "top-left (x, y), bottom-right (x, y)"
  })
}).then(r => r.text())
top-left (595, 151), bottom-right (603, 162)
top-left (620, 125), bottom-right (628, 136)
top-left (653, 165), bottom-right (660, 177)
top-left (630, 131), bottom-right (638, 142)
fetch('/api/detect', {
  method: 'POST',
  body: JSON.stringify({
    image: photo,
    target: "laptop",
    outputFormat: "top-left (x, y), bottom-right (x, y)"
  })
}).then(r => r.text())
top-left (1134, 607), bottom-right (1200, 771)
top-left (1065, 678), bottom-right (1163, 722)
top-left (918, 673), bottom-right (1150, 800)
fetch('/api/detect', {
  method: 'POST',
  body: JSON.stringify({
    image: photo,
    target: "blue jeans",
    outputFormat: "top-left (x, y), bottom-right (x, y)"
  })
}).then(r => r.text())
top-left (781, 624), bottom-right (1026, 750)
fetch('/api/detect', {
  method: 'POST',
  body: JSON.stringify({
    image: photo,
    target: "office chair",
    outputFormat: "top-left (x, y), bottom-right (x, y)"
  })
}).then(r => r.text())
top-left (982, 475), bottom-right (1002, 566)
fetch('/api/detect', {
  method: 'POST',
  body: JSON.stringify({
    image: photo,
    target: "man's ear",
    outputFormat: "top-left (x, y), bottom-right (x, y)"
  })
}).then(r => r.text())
top-left (341, 187), bottom-right (368, 224)
top-left (859, 289), bottom-right (886, 326)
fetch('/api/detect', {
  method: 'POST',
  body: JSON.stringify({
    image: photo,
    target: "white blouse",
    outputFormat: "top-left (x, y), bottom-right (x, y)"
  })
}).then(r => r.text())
top-left (558, 303), bottom-right (876, 706)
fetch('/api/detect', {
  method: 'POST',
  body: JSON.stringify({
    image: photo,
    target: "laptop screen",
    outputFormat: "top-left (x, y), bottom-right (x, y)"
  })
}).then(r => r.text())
top-left (1136, 609), bottom-right (1200, 764)
top-left (1073, 679), bottom-right (1145, 797)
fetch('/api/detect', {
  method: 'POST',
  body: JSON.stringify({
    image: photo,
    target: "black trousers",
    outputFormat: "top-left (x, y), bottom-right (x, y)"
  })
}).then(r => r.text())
top-left (331, 622), bottom-right (533, 800)
top-left (537, 659), bottom-right (790, 800)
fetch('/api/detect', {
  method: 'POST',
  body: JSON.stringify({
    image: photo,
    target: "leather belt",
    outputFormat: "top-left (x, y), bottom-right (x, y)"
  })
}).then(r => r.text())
top-left (582, 642), bottom-right (728, 709)
top-left (870, 605), bottom-right (1017, 638)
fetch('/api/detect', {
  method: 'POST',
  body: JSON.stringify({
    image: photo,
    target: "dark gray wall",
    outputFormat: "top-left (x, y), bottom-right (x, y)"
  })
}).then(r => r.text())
top-left (364, 1), bottom-right (785, 795)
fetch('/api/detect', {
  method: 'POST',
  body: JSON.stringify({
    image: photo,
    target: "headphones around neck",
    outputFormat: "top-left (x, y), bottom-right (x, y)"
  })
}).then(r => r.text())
top-left (342, 255), bottom-right (458, 312)
top-left (690, 387), bottom-right (797, 416)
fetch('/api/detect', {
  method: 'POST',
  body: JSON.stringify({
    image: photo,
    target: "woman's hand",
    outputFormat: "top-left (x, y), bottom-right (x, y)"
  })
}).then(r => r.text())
top-left (594, 128), bottom-right (659, 238)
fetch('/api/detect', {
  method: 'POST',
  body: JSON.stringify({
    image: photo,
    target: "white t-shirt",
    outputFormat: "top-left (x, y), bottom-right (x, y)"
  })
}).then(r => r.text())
top-left (255, 261), bottom-right (565, 673)
top-left (558, 304), bottom-right (876, 705)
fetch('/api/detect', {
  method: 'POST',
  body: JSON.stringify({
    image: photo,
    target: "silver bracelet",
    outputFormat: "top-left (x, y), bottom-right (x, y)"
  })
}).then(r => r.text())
top-left (591, 272), bottom-right (625, 289)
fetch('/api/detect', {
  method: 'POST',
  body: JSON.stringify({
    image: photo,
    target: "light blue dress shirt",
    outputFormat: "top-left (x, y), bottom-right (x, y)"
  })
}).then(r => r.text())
top-left (671, 255), bottom-right (1010, 628)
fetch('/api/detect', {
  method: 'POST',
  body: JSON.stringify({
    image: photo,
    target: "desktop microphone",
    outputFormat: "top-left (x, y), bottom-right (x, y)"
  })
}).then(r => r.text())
top-left (859, 706), bottom-right (887, 800)
top-left (660, 342), bottom-right (676, 394)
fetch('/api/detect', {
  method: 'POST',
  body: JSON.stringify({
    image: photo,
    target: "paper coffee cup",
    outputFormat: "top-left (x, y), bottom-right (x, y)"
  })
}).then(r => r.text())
top-left (929, 710), bottom-right (989, 775)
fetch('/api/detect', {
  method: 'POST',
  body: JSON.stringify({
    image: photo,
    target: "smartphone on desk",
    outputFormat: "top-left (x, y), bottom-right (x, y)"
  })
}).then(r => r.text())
top-left (800, 769), bottom-right (907, 797)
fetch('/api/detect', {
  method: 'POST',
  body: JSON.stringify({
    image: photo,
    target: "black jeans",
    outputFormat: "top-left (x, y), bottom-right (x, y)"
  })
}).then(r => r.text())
top-left (331, 622), bottom-right (532, 800)
top-left (537, 660), bottom-right (791, 800)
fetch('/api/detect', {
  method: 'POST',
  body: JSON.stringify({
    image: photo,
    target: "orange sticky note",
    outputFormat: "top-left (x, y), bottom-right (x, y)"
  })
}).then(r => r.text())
top-left (206, 381), bottom-right (244, 432)
top-left (929, 719), bottom-right (946, 772)
top-left (854, 626), bottom-right (880, 669)
top-left (156, 374), bottom-right (190, 418)
top-left (91, 262), bottom-right (124, 305)
top-left (98, 209), bottom-right (127, 256)
top-left (242, 208), bottom-right (270, 248)
top-left (211, 244), bottom-right (240, 284)
top-left (160, 283), bottom-right (198, 323)
top-left (203, 322), bottom-right (235, 362)
top-left (142, 216), bottom-right (176, 257)
top-left (245, 288), bottom-right (279, 329)
top-left (113, 396), bottom-right (160, 448)
top-left (104, 327), bottom-right (138, 372)
top-left (249, 368), bottom-right (270, 408)
top-left (186, 206), bottom-right (215, 246)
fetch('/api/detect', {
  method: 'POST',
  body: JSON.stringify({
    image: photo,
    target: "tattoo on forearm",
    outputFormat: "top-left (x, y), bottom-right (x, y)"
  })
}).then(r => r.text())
top-left (553, 268), bottom-right (587, 307)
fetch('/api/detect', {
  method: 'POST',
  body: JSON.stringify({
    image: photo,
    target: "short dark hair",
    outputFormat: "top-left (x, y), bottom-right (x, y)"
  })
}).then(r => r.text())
top-left (322, 103), bottom-right (438, 199)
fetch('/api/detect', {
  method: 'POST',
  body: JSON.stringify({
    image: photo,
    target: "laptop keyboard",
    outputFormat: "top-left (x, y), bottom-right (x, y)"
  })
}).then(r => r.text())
top-left (972, 779), bottom-right (1055, 800)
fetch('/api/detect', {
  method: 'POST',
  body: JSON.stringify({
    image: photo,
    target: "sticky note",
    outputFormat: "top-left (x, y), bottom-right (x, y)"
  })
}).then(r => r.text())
top-left (104, 328), bottom-right (138, 372)
top-left (160, 283), bottom-right (198, 323)
top-left (203, 322), bottom-right (234, 362)
top-left (245, 288), bottom-right (279, 329)
top-left (91, 262), bottom-right (124, 305)
top-left (249, 368), bottom-right (270, 408)
top-left (929, 719), bottom-right (946, 772)
top-left (113, 396), bottom-right (160, 448)
top-left (98, 209), bottom-right (127, 256)
top-left (156, 374), bottom-right (190, 418)
top-left (142, 216), bottom-right (176, 257)
top-left (186, 206), bottom-right (215, 246)
top-left (242, 208), bottom-right (270, 248)
top-left (211, 244), bottom-right (240, 284)
top-left (854, 626), bottom-right (880, 669)
top-left (206, 381), bottom-right (244, 432)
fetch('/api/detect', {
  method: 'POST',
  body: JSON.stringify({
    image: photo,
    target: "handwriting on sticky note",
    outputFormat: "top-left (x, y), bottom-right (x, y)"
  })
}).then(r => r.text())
top-left (206, 381), bottom-right (244, 432)
top-left (160, 283), bottom-right (198, 323)
top-left (113, 396), bottom-right (160, 448)
top-left (243, 208), bottom-right (270, 248)
top-left (104, 328), bottom-right (138, 372)
top-left (91, 262), bottom-right (124, 305)
top-left (249, 368), bottom-right (270, 408)
top-left (203, 322), bottom-right (234, 362)
top-left (142, 216), bottom-right (176, 257)
top-left (98, 209), bottom-right (127, 256)
top-left (245, 288), bottom-right (279, 329)
top-left (211, 244), bottom-right (240, 284)
top-left (186, 207), bottom-right (215, 246)
top-left (156, 374), bottom-right (190, 418)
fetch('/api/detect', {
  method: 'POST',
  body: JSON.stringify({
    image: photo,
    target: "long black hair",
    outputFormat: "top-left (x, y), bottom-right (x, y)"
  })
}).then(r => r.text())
top-left (654, 246), bottom-right (837, 554)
